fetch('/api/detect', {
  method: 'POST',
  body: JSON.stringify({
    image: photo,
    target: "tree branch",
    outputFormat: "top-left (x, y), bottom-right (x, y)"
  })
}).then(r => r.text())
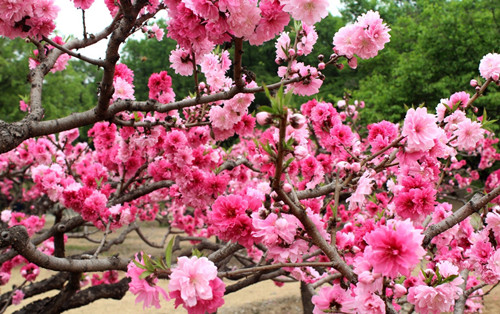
top-left (423, 185), bottom-right (500, 247)
top-left (1, 226), bottom-right (129, 272)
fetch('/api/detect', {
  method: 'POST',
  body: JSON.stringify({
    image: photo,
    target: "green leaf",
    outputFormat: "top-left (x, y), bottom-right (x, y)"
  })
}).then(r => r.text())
top-left (258, 105), bottom-right (275, 114)
top-left (139, 271), bottom-right (153, 280)
top-left (142, 254), bottom-right (154, 271)
top-left (192, 248), bottom-right (203, 258)
top-left (165, 236), bottom-right (175, 268)
top-left (133, 111), bottom-right (140, 122)
top-left (441, 274), bottom-right (459, 284)
top-left (330, 204), bottom-right (337, 219)
top-left (283, 157), bottom-right (295, 170)
top-left (95, 177), bottom-right (104, 189)
top-left (133, 259), bottom-right (147, 270)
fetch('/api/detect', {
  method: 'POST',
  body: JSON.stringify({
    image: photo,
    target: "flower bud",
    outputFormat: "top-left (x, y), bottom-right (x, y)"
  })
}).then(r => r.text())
top-left (492, 72), bottom-right (499, 81)
top-left (288, 49), bottom-right (295, 57)
top-left (256, 112), bottom-right (273, 125)
top-left (290, 113), bottom-right (306, 129)
top-left (283, 183), bottom-right (292, 193)
top-left (394, 284), bottom-right (407, 298)
top-left (318, 62), bottom-right (325, 70)
top-left (317, 54), bottom-right (324, 62)
top-left (348, 56), bottom-right (358, 69)
top-left (294, 145), bottom-right (308, 159)
top-left (470, 79), bottom-right (478, 87)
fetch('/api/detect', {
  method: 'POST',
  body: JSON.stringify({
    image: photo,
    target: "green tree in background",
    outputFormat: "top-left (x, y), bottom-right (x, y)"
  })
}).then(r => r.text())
top-left (0, 37), bottom-right (31, 122)
top-left (340, 0), bottom-right (500, 124)
top-left (0, 37), bottom-right (100, 127)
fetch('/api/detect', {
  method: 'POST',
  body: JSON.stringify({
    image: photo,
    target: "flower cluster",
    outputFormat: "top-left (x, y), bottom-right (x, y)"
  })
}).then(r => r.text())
top-left (169, 256), bottom-right (225, 314)
top-left (0, 0), bottom-right (59, 39)
top-left (333, 10), bottom-right (391, 61)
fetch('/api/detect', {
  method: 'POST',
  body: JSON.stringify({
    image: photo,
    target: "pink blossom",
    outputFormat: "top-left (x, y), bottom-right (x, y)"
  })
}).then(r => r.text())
top-left (209, 194), bottom-right (255, 247)
top-left (402, 107), bottom-right (440, 152)
top-left (486, 212), bottom-right (500, 243)
top-left (332, 24), bottom-right (360, 59)
top-left (275, 32), bottom-right (291, 63)
top-left (19, 100), bottom-right (29, 112)
top-left (20, 263), bottom-right (40, 281)
top-left (227, 0), bottom-right (261, 39)
top-left (170, 47), bottom-right (194, 76)
top-left (149, 23), bottom-right (164, 41)
top-left (453, 118), bottom-right (484, 151)
top-left (280, 0), bottom-right (329, 25)
top-left (127, 255), bottom-right (168, 309)
top-left (12, 289), bottom-right (24, 305)
top-left (448, 91), bottom-right (470, 108)
top-left (148, 71), bottom-right (175, 103)
top-left (114, 63), bottom-right (134, 84)
top-left (346, 170), bottom-right (374, 210)
top-left (112, 77), bottom-right (135, 102)
top-left (364, 219), bottom-right (426, 278)
top-left (252, 212), bottom-right (299, 245)
top-left (249, 0), bottom-right (289, 46)
top-left (169, 256), bottom-right (225, 314)
top-left (209, 106), bottom-right (240, 130)
top-left (367, 120), bottom-right (399, 153)
top-left (256, 112), bottom-right (273, 125)
top-left (311, 285), bottom-right (351, 314)
top-left (72, 0), bottom-right (95, 10)
top-left (297, 23), bottom-right (318, 56)
top-left (479, 53), bottom-right (500, 81)
top-left (184, 0), bottom-right (219, 20)
top-left (407, 283), bottom-right (462, 314)
top-left (333, 11), bottom-right (390, 60)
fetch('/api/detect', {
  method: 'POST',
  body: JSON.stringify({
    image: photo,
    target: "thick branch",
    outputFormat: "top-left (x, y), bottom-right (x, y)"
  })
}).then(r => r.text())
top-left (423, 185), bottom-right (500, 247)
top-left (453, 269), bottom-right (469, 314)
top-left (0, 215), bottom-right (85, 265)
top-left (0, 76), bottom-right (303, 154)
top-left (208, 242), bottom-right (244, 264)
top-left (0, 272), bottom-right (69, 309)
top-left (277, 190), bottom-right (357, 283)
top-left (1, 226), bottom-right (129, 272)
top-left (59, 277), bottom-right (130, 311)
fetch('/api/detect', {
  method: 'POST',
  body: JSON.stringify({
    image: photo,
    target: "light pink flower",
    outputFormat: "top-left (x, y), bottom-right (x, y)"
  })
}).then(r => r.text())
top-left (479, 53), bottom-right (500, 81)
top-left (453, 118), bottom-right (484, 151)
top-left (169, 256), bottom-right (225, 314)
top-left (12, 289), bottom-right (24, 305)
top-left (407, 283), bottom-right (462, 314)
top-left (311, 285), bottom-right (351, 314)
top-left (112, 77), bottom-right (135, 102)
top-left (248, 0), bottom-right (289, 46)
top-left (402, 107), bottom-right (440, 152)
top-left (127, 256), bottom-right (168, 309)
top-left (72, 0), bottom-right (95, 10)
top-left (281, 0), bottom-right (329, 25)
top-left (346, 170), bottom-right (373, 210)
top-left (169, 47), bottom-right (194, 76)
top-left (252, 212), bottom-right (299, 245)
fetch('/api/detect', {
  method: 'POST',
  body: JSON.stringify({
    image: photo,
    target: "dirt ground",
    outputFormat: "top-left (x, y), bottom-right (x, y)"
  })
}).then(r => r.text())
top-left (4, 221), bottom-right (500, 313)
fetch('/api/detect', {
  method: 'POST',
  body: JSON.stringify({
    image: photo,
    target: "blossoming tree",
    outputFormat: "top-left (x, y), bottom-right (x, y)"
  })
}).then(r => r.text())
top-left (0, 0), bottom-right (500, 313)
